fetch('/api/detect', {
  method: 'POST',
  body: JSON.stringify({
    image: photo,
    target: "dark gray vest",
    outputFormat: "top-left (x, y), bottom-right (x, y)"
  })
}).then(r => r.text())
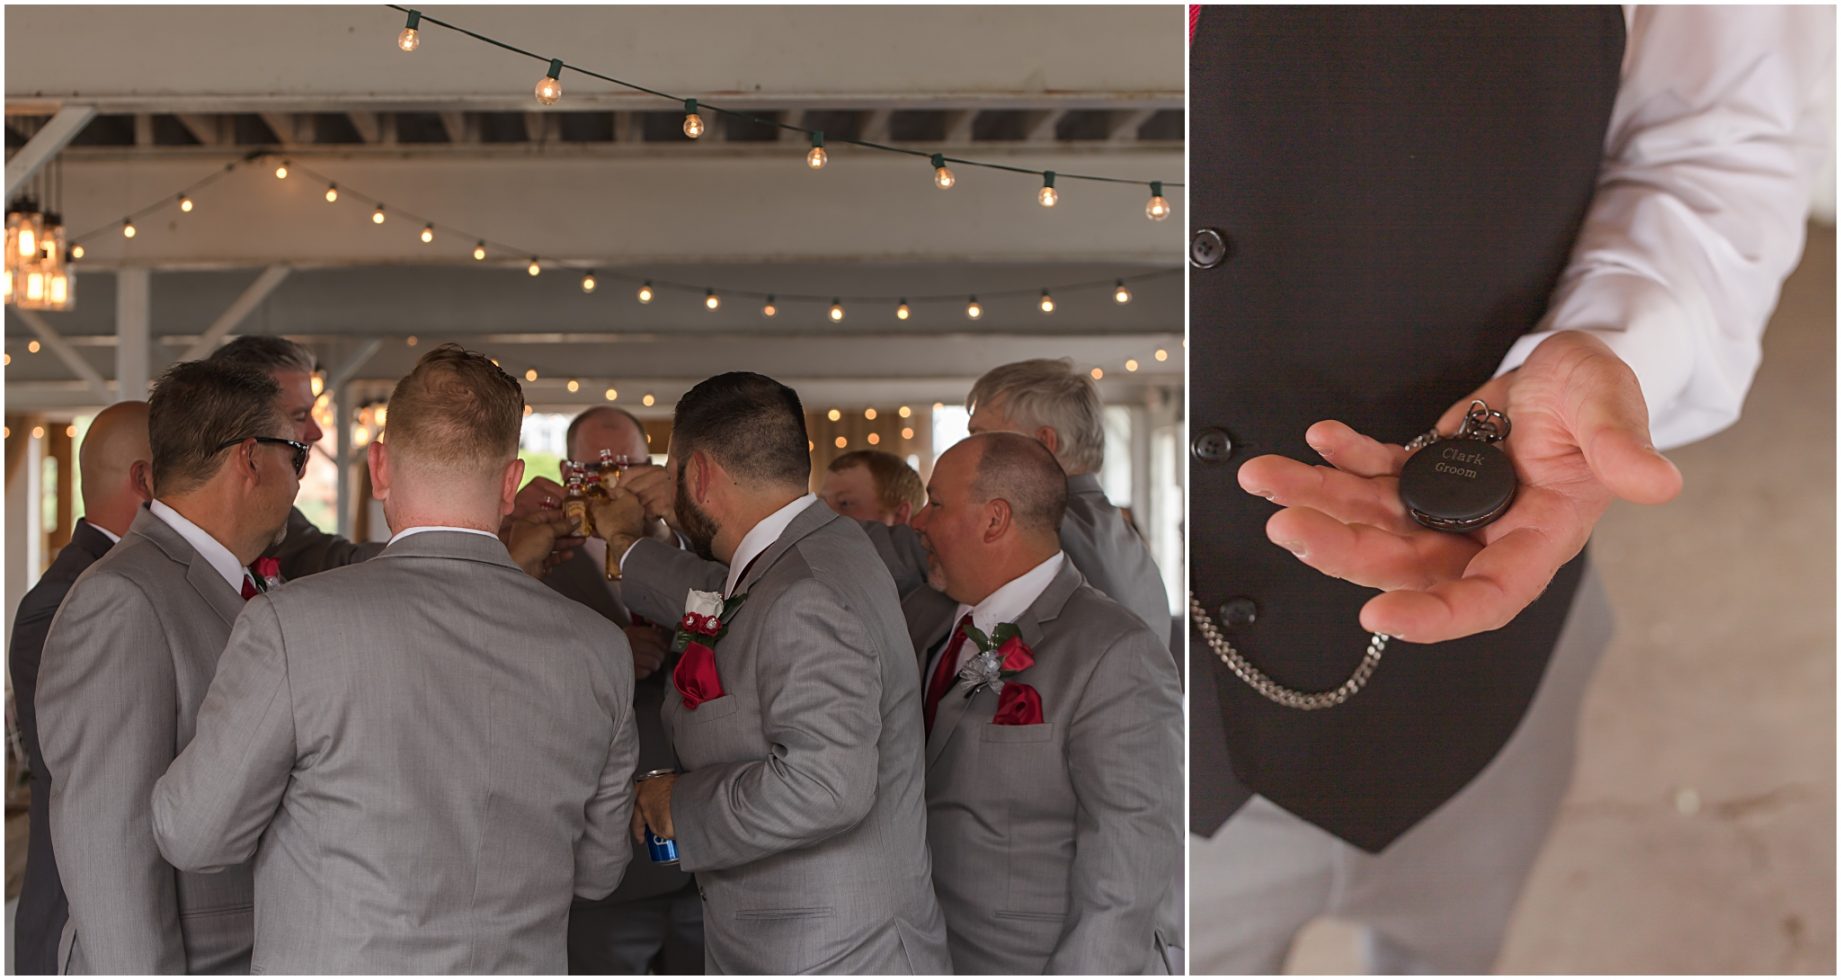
top-left (1189, 5), bottom-right (1625, 851)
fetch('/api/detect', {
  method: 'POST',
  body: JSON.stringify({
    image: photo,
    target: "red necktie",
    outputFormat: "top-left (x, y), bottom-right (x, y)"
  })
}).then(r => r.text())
top-left (240, 576), bottom-right (259, 601)
top-left (924, 614), bottom-right (973, 735)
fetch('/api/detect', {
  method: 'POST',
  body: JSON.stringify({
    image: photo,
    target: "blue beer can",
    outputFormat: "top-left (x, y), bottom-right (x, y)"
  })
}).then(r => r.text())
top-left (636, 768), bottom-right (680, 865)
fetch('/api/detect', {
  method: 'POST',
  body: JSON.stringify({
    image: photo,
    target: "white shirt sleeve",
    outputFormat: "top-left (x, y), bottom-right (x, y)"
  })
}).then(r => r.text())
top-left (1493, 4), bottom-right (1835, 450)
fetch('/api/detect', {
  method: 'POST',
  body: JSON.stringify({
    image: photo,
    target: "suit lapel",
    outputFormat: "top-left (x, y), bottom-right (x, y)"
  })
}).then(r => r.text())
top-left (731, 499), bottom-right (835, 598)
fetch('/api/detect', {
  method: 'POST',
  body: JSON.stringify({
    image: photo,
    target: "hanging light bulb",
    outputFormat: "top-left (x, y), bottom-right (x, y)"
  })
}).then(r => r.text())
top-left (121, 218), bottom-right (136, 239)
top-left (1145, 180), bottom-right (1171, 221)
top-left (372, 205), bottom-right (386, 224)
top-left (69, 243), bottom-right (83, 260)
top-left (24, 272), bottom-right (44, 302)
top-left (762, 295), bottom-right (777, 318)
top-left (48, 271), bottom-right (69, 308)
top-left (528, 257), bottom-right (541, 277)
top-left (1090, 367), bottom-right (1104, 380)
top-left (397, 9), bottom-right (421, 51)
top-left (704, 289), bottom-right (720, 311)
top-left (637, 281), bottom-right (654, 304)
top-left (325, 184), bottom-right (339, 203)
top-left (1039, 289), bottom-right (1055, 313)
top-left (403, 337), bottom-right (416, 349)
top-left (898, 405), bottom-right (912, 418)
top-left (1113, 279), bottom-right (1132, 304)
top-left (178, 195), bottom-right (194, 213)
top-left (682, 99), bottom-right (705, 139)
top-left (864, 408), bottom-right (878, 420)
top-left (18, 221), bottom-right (35, 260)
top-left (1038, 171), bottom-right (1058, 208)
top-left (27, 340), bottom-right (40, 353)
top-left (896, 299), bottom-right (910, 321)
top-left (419, 224), bottom-right (435, 244)
top-left (525, 368), bottom-right (539, 382)
top-left (828, 299), bottom-right (845, 322)
top-left (965, 296), bottom-right (982, 320)
top-left (472, 241), bottom-right (486, 261)
top-left (275, 160), bottom-right (289, 180)
top-left (1125, 358), bottom-right (1140, 372)
top-left (1154, 348), bottom-right (1169, 362)
top-left (535, 58), bottom-right (564, 106)
top-left (566, 378), bottom-right (580, 393)
top-left (642, 393), bottom-right (656, 407)
top-left (604, 387), bottom-right (618, 401)
top-left (581, 270), bottom-right (597, 293)
top-left (932, 153), bottom-right (955, 190)
top-left (827, 409), bottom-right (842, 422)
top-left (806, 131), bottom-right (828, 170)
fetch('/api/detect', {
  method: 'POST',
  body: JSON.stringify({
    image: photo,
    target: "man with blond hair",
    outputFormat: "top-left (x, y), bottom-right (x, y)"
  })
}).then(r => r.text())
top-left (820, 449), bottom-right (926, 526)
top-left (152, 345), bottom-right (640, 973)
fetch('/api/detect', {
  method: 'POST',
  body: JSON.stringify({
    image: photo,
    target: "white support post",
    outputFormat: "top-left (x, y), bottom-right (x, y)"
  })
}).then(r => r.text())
top-left (177, 265), bottom-right (291, 361)
top-left (114, 267), bottom-right (151, 399)
top-left (4, 105), bottom-right (97, 199)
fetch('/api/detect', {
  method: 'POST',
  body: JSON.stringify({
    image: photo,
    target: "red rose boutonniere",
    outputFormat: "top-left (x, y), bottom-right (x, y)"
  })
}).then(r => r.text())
top-left (671, 589), bottom-right (747, 710)
top-left (956, 622), bottom-right (1044, 726)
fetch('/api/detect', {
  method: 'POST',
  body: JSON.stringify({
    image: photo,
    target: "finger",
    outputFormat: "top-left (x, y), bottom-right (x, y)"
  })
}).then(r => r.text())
top-left (1240, 456), bottom-right (1410, 531)
top-left (1359, 524), bottom-right (1576, 642)
top-left (1304, 420), bottom-right (1408, 478)
top-left (1577, 400), bottom-right (1683, 506)
top-left (1266, 507), bottom-right (1471, 591)
top-left (630, 805), bottom-right (648, 844)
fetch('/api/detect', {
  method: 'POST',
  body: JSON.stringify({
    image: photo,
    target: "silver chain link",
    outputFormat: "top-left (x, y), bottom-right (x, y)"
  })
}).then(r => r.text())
top-left (1190, 426), bottom-right (1443, 710)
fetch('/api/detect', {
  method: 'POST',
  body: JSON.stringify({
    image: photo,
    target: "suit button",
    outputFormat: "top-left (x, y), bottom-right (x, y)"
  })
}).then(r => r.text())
top-left (1192, 427), bottom-right (1234, 464)
top-left (1219, 597), bottom-right (1258, 628)
top-left (1191, 228), bottom-right (1229, 269)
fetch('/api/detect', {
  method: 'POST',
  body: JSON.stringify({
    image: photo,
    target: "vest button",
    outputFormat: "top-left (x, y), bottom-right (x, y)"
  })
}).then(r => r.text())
top-left (1191, 427), bottom-right (1234, 464)
top-left (1219, 597), bottom-right (1258, 628)
top-left (1191, 227), bottom-right (1229, 269)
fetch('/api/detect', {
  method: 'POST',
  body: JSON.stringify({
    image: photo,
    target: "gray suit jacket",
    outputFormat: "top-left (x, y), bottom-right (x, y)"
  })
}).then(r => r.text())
top-left (863, 474), bottom-right (1174, 646)
top-left (150, 530), bottom-right (640, 974)
top-left (620, 500), bottom-right (952, 974)
top-left (36, 508), bottom-right (255, 975)
top-left (266, 506), bottom-right (385, 580)
top-left (541, 548), bottom-right (695, 904)
top-left (904, 560), bottom-right (1184, 974)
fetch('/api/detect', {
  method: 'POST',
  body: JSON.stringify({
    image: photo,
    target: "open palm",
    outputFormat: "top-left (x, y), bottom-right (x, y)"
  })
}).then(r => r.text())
top-left (1236, 331), bottom-right (1683, 643)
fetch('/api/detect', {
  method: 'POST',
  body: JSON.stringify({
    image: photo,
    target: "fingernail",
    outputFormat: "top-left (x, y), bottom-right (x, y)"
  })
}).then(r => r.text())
top-left (1251, 488), bottom-right (1275, 500)
top-left (1307, 440), bottom-right (1333, 458)
top-left (1279, 540), bottom-right (1307, 557)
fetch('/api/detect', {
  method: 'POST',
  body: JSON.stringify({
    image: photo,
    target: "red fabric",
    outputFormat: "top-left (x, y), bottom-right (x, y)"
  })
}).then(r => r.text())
top-left (996, 636), bottom-right (1035, 673)
top-left (993, 683), bottom-right (1044, 726)
top-left (923, 615), bottom-right (973, 735)
top-left (252, 557), bottom-right (281, 582)
top-left (240, 577), bottom-right (259, 601)
top-left (674, 640), bottom-right (725, 709)
top-left (1189, 4), bottom-right (1202, 44)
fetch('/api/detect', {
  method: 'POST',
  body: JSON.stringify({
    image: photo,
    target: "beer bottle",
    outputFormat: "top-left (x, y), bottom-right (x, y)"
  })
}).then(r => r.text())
top-left (563, 473), bottom-right (594, 538)
top-left (598, 448), bottom-right (621, 496)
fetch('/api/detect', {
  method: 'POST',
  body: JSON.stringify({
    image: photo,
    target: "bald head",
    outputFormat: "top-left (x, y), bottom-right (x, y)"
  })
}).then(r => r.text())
top-left (79, 400), bottom-right (154, 535)
top-left (910, 432), bottom-right (1067, 605)
top-left (566, 406), bottom-right (650, 463)
top-left (963, 431), bottom-right (1068, 538)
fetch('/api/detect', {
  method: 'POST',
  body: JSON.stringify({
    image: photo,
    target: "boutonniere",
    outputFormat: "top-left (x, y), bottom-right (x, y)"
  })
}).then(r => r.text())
top-left (955, 622), bottom-right (1045, 726)
top-left (672, 589), bottom-right (747, 710)
top-left (253, 557), bottom-right (284, 592)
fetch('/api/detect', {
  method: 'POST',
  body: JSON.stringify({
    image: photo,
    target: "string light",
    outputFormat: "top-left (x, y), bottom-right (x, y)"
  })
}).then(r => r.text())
top-left (898, 405), bottom-right (912, 418)
top-left (525, 368), bottom-right (538, 382)
top-left (1090, 367), bottom-right (1104, 380)
top-left (682, 99), bottom-right (705, 139)
top-left (523, 404), bottom-right (534, 417)
top-left (27, 340), bottom-right (41, 353)
top-left (581, 270), bottom-right (597, 293)
top-left (419, 224), bottom-right (435, 244)
top-left (31, 425), bottom-right (44, 440)
top-left (178, 195), bottom-right (194, 213)
top-left (762, 295), bottom-right (777, 317)
top-left (566, 378), bottom-right (580, 393)
top-left (867, 433), bottom-right (881, 446)
top-left (933, 402), bottom-right (945, 411)
top-left (1038, 171), bottom-right (1058, 208)
top-left (1039, 289), bottom-right (1055, 313)
top-left (827, 409), bottom-right (842, 422)
top-left (275, 160), bottom-right (289, 180)
top-left (535, 58), bottom-right (564, 106)
top-left (325, 184), bottom-right (339, 203)
top-left (834, 435), bottom-right (847, 449)
top-left (69, 243), bottom-right (83, 260)
top-left (965, 296), bottom-right (982, 320)
top-left (1113, 280), bottom-right (1132, 304)
top-left (901, 427), bottom-right (915, 440)
top-left (637, 281), bottom-right (654, 304)
top-left (528, 257), bottom-right (541, 276)
top-left (1154, 348), bottom-right (1168, 362)
top-left (864, 408), bottom-right (878, 420)
top-left (405, 335), bottom-right (418, 347)
top-left (397, 8), bottom-right (421, 51)
top-left (472, 241), bottom-right (486, 261)
top-left (932, 154), bottom-right (955, 190)
top-left (1145, 181), bottom-right (1171, 221)
top-left (828, 299), bottom-right (845, 322)
top-left (603, 387), bottom-right (618, 401)
top-left (65, 424), bottom-right (76, 439)
top-left (642, 393), bottom-right (655, 407)
top-left (704, 289), bottom-right (719, 311)
top-left (1125, 358), bottom-right (1139, 372)
top-left (896, 299), bottom-right (910, 320)
top-left (372, 205), bottom-right (386, 224)
top-left (806, 132), bottom-right (827, 170)
top-left (121, 219), bottom-right (135, 239)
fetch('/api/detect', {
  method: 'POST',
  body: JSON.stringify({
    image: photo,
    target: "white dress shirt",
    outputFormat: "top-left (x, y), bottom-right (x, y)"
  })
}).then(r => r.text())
top-left (387, 524), bottom-right (501, 545)
top-left (723, 494), bottom-right (818, 598)
top-left (1494, 5), bottom-right (1835, 450)
top-left (149, 499), bottom-right (248, 595)
top-left (87, 520), bottom-right (122, 546)
top-left (927, 551), bottom-right (1068, 680)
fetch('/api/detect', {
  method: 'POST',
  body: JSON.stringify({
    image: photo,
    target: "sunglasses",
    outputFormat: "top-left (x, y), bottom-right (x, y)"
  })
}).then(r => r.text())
top-left (216, 436), bottom-right (311, 478)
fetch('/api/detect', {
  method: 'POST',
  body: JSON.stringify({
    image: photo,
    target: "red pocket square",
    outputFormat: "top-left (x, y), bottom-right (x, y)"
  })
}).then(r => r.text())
top-left (992, 682), bottom-right (1043, 726)
top-left (674, 641), bottom-right (725, 710)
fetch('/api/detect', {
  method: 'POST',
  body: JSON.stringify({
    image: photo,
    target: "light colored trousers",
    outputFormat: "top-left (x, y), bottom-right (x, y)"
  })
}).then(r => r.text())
top-left (1191, 565), bottom-right (1613, 974)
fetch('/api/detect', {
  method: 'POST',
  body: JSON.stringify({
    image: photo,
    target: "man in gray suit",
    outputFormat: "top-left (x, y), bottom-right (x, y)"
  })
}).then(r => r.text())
top-left (591, 372), bottom-right (952, 975)
top-left (207, 336), bottom-right (386, 577)
top-left (151, 345), bottom-right (640, 974)
top-left (9, 401), bottom-right (152, 976)
top-left (552, 406), bottom-right (705, 975)
top-left (904, 432), bottom-right (1184, 973)
top-left (37, 362), bottom-right (306, 973)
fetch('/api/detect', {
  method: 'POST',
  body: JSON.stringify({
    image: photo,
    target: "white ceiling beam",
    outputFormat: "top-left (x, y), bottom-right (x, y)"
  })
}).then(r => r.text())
top-left (1108, 109), bottom-right (1156, 143)
top-left (437, 111), bottom-right (467, 144)
top-left (174, 113), bottom-right (222, 145)
top-left (778, 110), bottom-right (806, 143)
top-left (324, 338), bottom-right (382, 390)
top-left (347, 111), bottom-right (381, 144)
top-left (942, 109), bottom-right (976, 145)
top-left (1026, 109), bottom-right (1067, 143)
top-left (859, 109), bottom-right (892, 143)
top-left (133, 113), bottom-right (154, 147)
top-left (258, 111), bottom-right (296, 146)
top-left (13, 310), bottom-right (114, 403)
top-left (177, 265), bottom-right (293, 361)
top-left (3, 105), bottom-right (97, 198)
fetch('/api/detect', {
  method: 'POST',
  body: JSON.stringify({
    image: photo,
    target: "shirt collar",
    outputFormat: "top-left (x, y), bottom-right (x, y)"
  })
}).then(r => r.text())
top-left (149, 499), bottom-right (248, 595)
top-left (952, 551), bottom-right (1067, 640)
top-left (388, 525), bottom-right (501, 545)
top-left (724, 493), bottom-right (817, 597)
top-left (85, 519), bottom-right (122, 545)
